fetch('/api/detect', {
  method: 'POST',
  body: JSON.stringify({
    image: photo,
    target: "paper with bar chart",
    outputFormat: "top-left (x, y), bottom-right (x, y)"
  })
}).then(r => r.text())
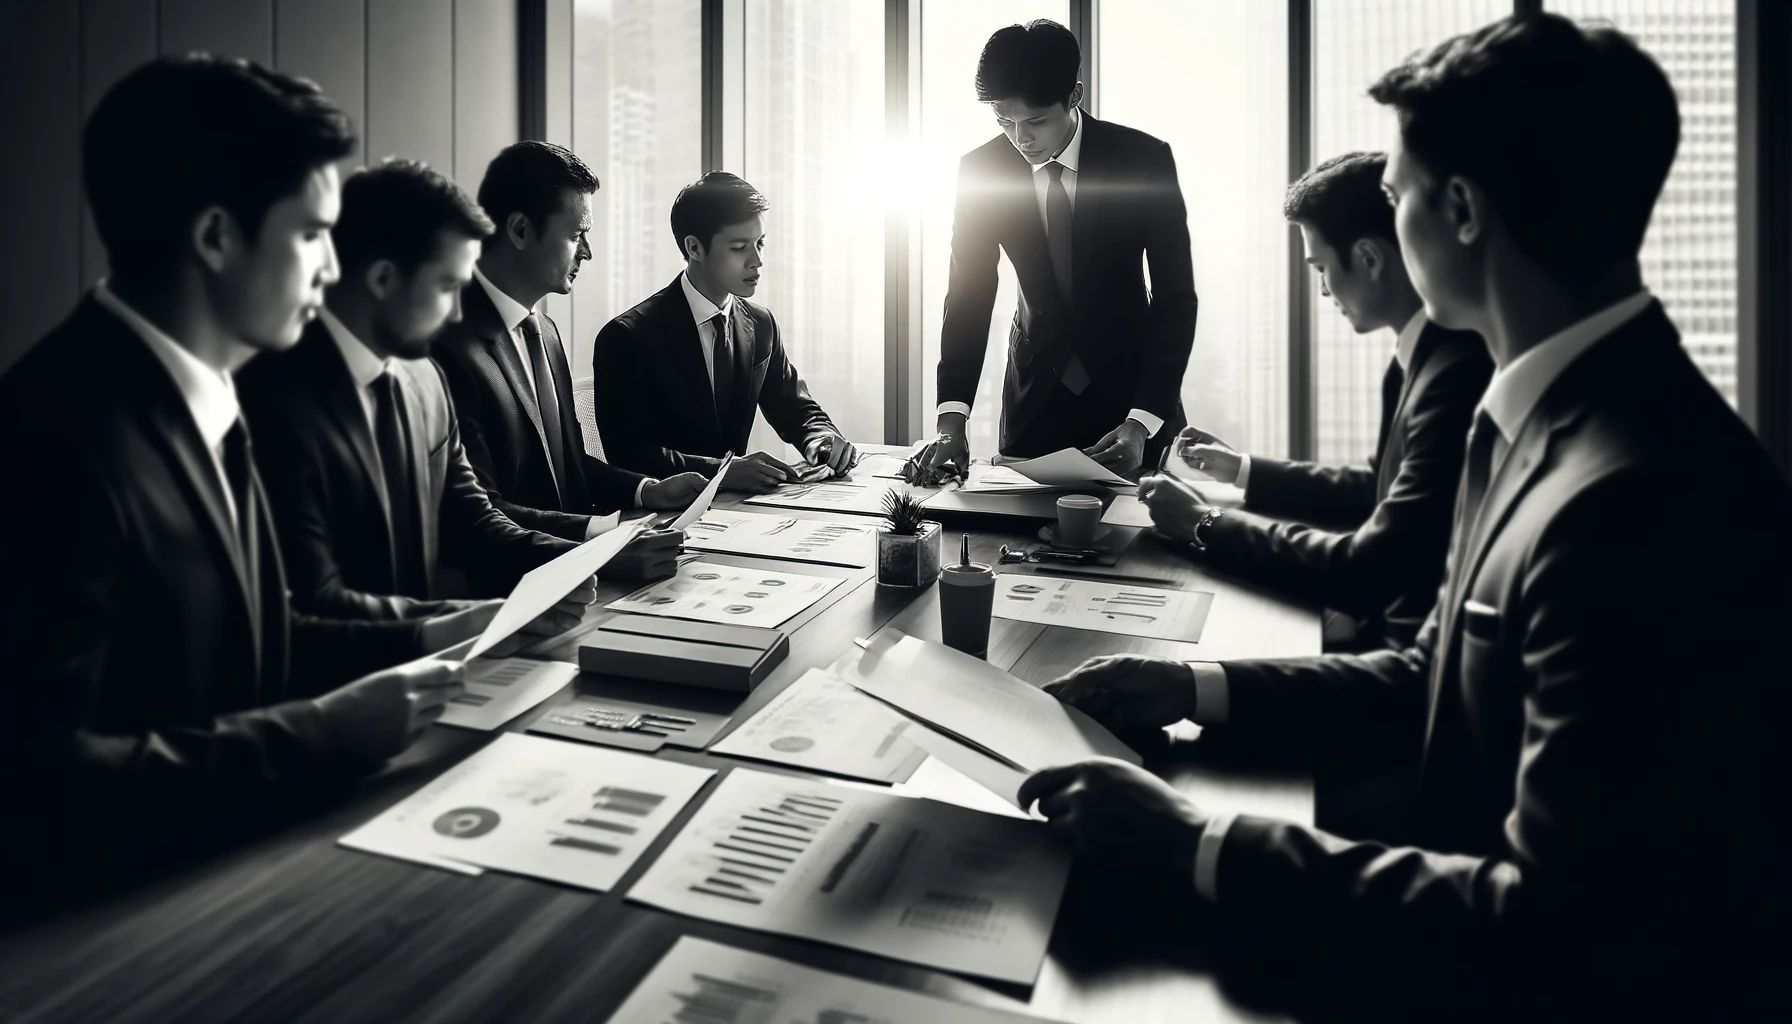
top-left (991, 573), bottom-right (1215, 641)
top-left (709, 668), bottom-right (926, 783)
top-left (603, 936), bottom-right (1061, 1024)
top-left (681, 508), bottom-right (876, 568)
top-left (339, 734), bottom-right (713, 891)
top-left (607, 561), bottom-right (843, 629)
top-left (436, 657), bottom-right (578, 731)
top-left (741, 478), bottom-right (908, 517)
top-left (626, 768), bottom-right (1070, 984)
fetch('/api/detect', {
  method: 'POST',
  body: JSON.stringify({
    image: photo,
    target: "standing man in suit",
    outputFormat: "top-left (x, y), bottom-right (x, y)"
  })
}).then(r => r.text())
top-left (241, 159), bottom-right (680, 623)
top-left (433, 141), bottom-right (706, 544)
top-left (918, 20), bottom-right (1197, 479)
top-left (0, 57), bottom-right (564, 882)
top-left (1020, 15), bottom-right (1791, 1019)
top-left (1146, 152), bottom-right (1490, 652)
top-left (592, 172), bottom-right (856, 492)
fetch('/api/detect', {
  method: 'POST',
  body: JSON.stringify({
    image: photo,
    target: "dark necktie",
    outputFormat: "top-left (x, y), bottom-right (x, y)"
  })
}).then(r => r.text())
top-left (709, 309), bottom-right (736, 429)
top-left (1044, 161), bottom-right (1074, 301)
top-left (1443, 408), bottom-right (1505, 606)
top-left (372, 373), bottom-right (425, 596)
top-left (222, 420), bottom-right (264, 646)
top-left (1372, 355), bottom-right (1406, 468)
top-left (520, 313), bottom-right (571, 506)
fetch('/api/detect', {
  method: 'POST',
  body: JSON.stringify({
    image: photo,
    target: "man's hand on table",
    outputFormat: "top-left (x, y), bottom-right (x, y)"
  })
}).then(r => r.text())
top-left (640, 472), bottom-right (709, 510)
top-left (913, 413), bottom-right (971, 486)
top-left (1018, 757), bottom-right (1209, 876)
top-left (1083, 418), bottom-right (1149, 476)
top-left (722, 452), bottom-right (798, 493)
top-left (806, 432), bottom-right (859, 476)
top-left (1044, 653), bottom-right (1198, 733)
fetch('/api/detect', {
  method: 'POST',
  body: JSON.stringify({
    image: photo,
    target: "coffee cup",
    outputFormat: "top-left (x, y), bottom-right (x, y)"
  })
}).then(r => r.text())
top-left (1056, 494), bottom-right (1103, 547)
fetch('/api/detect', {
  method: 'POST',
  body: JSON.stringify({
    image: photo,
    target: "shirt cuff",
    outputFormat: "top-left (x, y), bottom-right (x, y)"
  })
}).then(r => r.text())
top-left (1193, 812), bottom-right (1237, 902)
top-left (1187, 661), bottom-right (1230, 723)
top-left (585, 512), bottom-right (622, 539)
top-left (1125, 409), bottom-right (1165, 438)
top-left (936, 402), bottom-right (972, 420)
top-left (1234, 454), bottom-right (1253, 491)
top-left (633, 477), bottom-right (655, 508)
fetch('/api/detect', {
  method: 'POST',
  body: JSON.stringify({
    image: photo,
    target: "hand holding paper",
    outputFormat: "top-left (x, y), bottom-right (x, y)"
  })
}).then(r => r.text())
top-left (466, 522), bottom-right (644, 660)
top-left (670, 453), bottom-right (734, 530)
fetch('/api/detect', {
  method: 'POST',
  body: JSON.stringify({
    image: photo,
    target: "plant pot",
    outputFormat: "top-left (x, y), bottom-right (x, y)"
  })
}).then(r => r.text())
top-left (876, 520), bottom-right (943, 587)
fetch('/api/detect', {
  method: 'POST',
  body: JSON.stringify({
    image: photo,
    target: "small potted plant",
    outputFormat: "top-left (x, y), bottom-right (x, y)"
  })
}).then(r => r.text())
top-left (876, 491), bottom-right (943, 587)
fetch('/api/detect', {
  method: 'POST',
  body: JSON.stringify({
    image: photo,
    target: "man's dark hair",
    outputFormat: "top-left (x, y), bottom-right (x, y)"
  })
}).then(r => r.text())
top-left (1284, 152), bottom-right (1397, 267)
top-left (476, 140), bottom-right (599, 237)
top-left (1369, 12), bottom-right (1678, 287)
top-left (975, 20), bottom-right (1080, 108)
top-left (82, 53), bottom-right (355, 281)
top-left (670, 172), bottom-right (770, 256)
top-left (333, 158), bottom-right (494, 276)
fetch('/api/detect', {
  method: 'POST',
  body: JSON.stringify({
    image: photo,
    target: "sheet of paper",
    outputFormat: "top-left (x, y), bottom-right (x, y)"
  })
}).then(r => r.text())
top-left (467, 522), bottom-right (644, 660)
top-left (670, 453), bottom-right (734, 530)
top-left (992, 573), bottom-right (1215, 642)
top-left (1100, 492), bottom-right (1155, 529)
top-left (626, 768), bottom-right (1070, 985)
top-left (682, 508), bottom-right (875, 568)
top-left (742, 478), bottom-right (909, 517)
top-left (969, 447), bottom-right (1131, 490)
top-left (437, 657), bottom-right (578, 731)
top-left (604, 937), bottom-right (1058, 1024)
top-left (336, 834), bottom-right (486, 875)
top-left (340, 733), bottom-right (714, 891)
top-left (710, 668), bottom-right (926, 783)
top-left (607, 560), bottom-right (843, 629)
top-left (893, 755), bottom-right (1032, 820)
top-left (587, 510), bottom-right (622, 536)
top-left (837, 630), bottom-right (1141, 777)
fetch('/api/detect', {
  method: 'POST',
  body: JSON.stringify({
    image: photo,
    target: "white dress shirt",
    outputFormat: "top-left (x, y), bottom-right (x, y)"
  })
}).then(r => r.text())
top-left (473, 263), bottom-right (650, 522)
top-left (1184, 290), bottom-right (1655, 903)
top-left (936, 110), bottom-right (1164, 441)
top-left (318, 307), bottom-right (395, 434)
top-left (93, 281), bottom-right (243, 526)
top-left (679, 271), bottom-right (736, 391)
top-left (1235, 307), bottom-right (1429, 492)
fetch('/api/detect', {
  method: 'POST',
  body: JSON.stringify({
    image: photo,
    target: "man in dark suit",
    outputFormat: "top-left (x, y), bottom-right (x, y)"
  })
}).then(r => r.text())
top-left (1021, 15), bottom-right (1791, 1019)
top-left (0, 57), bottom-right (542, 883)
top-left (592, 172), bottom-right (855, 493)
top-left (432, 142), bottom-right (707, 542)
top-left (241, 159), bottom-right (680, 620)
top-left (917, 19), bottom-right (1197, 479)
top-left (1145, 152), bottom-right (1491, 653)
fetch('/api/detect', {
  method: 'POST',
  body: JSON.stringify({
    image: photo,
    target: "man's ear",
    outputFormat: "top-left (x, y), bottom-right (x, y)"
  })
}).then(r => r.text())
top-left (504, 211), bottom-right (533, 250)
top-left (1445, 175), bottom-right (1484, 247)
top-left (1355, 238), bottom-right (1383, 279)
top-left (190, 206), bottom-right (237, 274)
top-left (682, 233), bottom-right (706, 263)
top-left (1065, 82), bottom-right (1085, 111)
top-left (364, 258), bottom-right (398, 300)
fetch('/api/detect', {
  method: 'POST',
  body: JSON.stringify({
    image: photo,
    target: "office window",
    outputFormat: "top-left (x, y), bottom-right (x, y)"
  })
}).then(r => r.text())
top-left (1548, 0), bottom-right (1739, 407)
top-left (918, 0), bottom-right (1068, 460)
top-left (1310, 0), bottom-right (1509, 465)
top-left (744, 0), bottom-right (885, 451)
top-left (1102, 0), bottom-right (1292, 459)
top-left (569, 0), bottom-right (703, 374)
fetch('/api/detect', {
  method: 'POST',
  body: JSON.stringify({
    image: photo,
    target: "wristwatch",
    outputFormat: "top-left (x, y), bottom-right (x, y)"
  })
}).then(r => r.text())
top-left (1189, 507), bottom-right (1226, 553)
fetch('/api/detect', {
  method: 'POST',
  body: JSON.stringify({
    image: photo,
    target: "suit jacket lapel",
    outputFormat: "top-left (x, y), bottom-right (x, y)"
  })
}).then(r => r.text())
top-left (728, 303), bottom-right (758, 446)
top-left (658, 277), bottom-right (726, 441)
top-left (466, 284), bottom-right (556, 473)
top-left (303, 332), bottom-right (398, 571)
top-left (1069, 111), bottom-right (1105, 303)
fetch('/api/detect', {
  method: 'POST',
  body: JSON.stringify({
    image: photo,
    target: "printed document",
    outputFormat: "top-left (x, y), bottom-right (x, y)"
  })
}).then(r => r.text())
top-left (607, 560), bottom-right (843, 629)
top-left (670, 454), bottom-right (734, 530)
top-left (992, 574), bottom-right (1214, 642)
top-left (962, 448), bottom-right (1131, 492)
top-left (710, 668), bottom-right (926, 783)
top-left (438, 657), bottom-right (578, 730)
top-left (467, 522), bottom-right (644, 659)
top-left (683, 508), bottom-right (875, 567)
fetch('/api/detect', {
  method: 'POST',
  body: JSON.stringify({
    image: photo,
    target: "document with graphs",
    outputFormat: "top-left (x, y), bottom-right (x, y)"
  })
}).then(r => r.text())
top-left (604, 937), bottom-right (1063, 1024)
top-left (625, 768), bottom-right (1070, 985)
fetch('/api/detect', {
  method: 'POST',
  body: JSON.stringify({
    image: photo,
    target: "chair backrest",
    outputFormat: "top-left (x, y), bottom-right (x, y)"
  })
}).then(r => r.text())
top-left (572, 376), bottom-right (605, 459)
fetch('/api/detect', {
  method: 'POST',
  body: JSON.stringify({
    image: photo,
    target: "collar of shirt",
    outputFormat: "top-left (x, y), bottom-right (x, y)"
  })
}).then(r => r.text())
top-left (93, 280), bottom-right (240, 453)
top-left (1028, 108), bottom-right (1083, 174)
top-left (680, 271), bottom-right (736, 326)
top-left (1394, 307), bottom-right (1427, 373)
top-left (471, 261), bottom-right (533, 334)
top-left (318, 306), bottom-right (393, 388)
top-left (1480, 289), bottom-right (1655, 442)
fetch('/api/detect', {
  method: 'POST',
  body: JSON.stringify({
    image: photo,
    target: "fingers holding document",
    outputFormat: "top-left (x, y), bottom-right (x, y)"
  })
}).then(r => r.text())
top-left (600, 528), bottom-right (685, 582)
top-left (1017, 758), bottom-right (1208, 873)
top-left (314, 656), bottom-right (467, 764)
top-left (1043, 654), bottom-right (1199, 734)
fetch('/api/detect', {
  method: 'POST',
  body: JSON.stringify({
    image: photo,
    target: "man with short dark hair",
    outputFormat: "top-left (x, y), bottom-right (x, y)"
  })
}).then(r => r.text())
top-left (240, 159), bottom-right (679, 625)
top-left (1022, 14), bottom-right (1792, 1018)
top-left (918, 19), bottom-right (1197, 478)
top-left (1145, 151), bottom-right (1491, 652)
top-left (0, 57), bottom-right (477, 880)
top-left (592, 171), bottom-right (854, 493)
top-left (432, 141), bottom-right (705, 556)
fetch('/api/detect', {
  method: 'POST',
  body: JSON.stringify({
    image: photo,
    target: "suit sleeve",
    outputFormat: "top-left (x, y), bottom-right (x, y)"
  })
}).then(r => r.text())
top-left (936, 152), bottom-right (1002, 410)
top-left (592, 317), bottom-right (723, 478)
top-left (1201, 351), bottom-right (1486, 618)
top-left (1242, 457), bottom-right (1378, 527)
top-left (431, 348), bottom-right (593, 543)
top-left (756, 311), bottom-right (838, 454)
top-left (1130, 140), bottom-right (1198, 424)
top-left (581, 453), bottom-right (647, 513)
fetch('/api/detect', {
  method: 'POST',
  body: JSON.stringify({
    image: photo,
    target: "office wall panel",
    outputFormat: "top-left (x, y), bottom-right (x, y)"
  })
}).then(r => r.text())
top-left (453, 0), bottom-right (519, 189)
top-left (275, 0), bottom-right (368, 166)
top-left (78, 0), bottom-right (157, 289)
top-left (0, 2), bottom-right (82, 373)
top-left (159, 0), bottom-right (273, 64)
top-left (366, 0), bottom-right (455, 171)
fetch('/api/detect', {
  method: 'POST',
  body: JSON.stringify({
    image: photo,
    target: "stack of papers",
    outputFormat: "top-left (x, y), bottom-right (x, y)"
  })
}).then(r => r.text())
top-left (961, 448), bottom-right (1132, 492)
top-left (340, 733), bottom-right (714, 890)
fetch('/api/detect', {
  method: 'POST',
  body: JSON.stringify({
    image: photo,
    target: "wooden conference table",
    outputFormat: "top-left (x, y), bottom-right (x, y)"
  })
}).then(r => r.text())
top-left (0, 468), bottom-right (1320, 1024)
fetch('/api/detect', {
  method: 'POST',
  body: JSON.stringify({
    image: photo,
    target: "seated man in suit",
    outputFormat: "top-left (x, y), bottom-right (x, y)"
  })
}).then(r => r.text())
top-left (241, 159), bottom-right (681, 623)
top-left (1146, 152), bottom-right (1490, 652)
top-left (592, 172), bottom-right (857, 493)
top-left (918, 19), bottom-right (1197, 479)
top-left (0, 57), bottom-right (585, 882)
top-left (432, 141), bottom-right (707, 544)
top-left (1021, 14), bottom-right (1791, 1019)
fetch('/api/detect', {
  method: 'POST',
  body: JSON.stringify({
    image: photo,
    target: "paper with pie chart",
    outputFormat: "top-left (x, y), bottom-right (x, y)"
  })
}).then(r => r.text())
top-left (709, 668), bottom-right (927, 783)
top-left (681, 508), bottom-right (876, 568)
top-left (992, 573), bottom-right (1215, 641)
top-left (337, 733), bottom-right (714, 891)
top-left (607, 560), bottom-right (844, 629)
